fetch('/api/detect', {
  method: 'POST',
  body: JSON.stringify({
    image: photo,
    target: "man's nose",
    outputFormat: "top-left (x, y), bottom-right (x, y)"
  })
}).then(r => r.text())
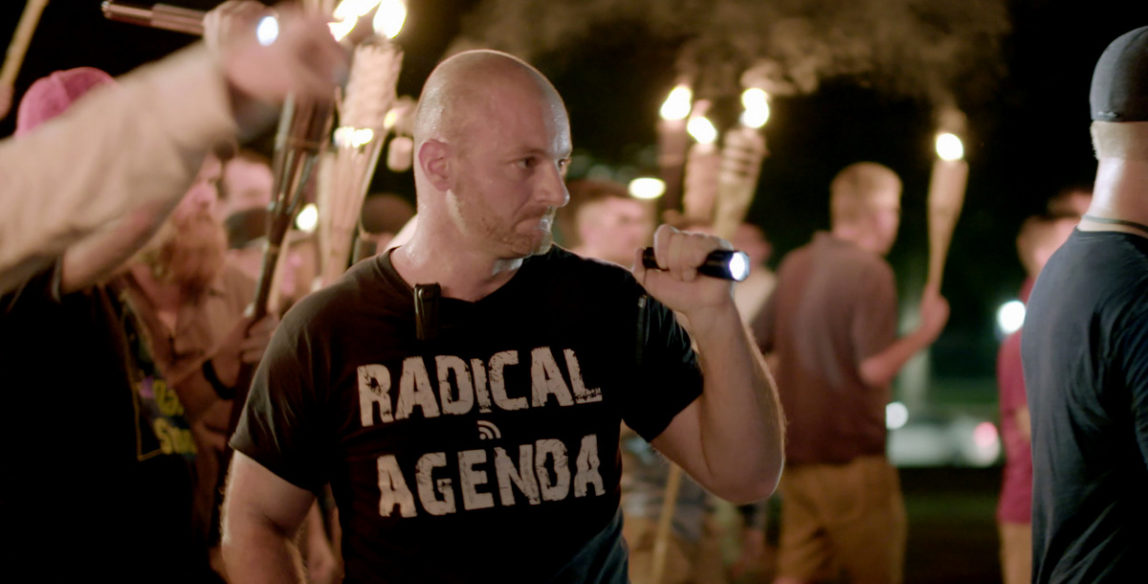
top-left (537, 162), bottom-right (569, 207)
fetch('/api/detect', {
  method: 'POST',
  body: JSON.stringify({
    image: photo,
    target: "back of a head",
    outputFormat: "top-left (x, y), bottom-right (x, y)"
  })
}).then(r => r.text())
top-left (829, 162), bottom-right (902, 226)
top-left (16, 67), bottom-right (115, 136)
top-left (1089, 26), bottom-right (1148, 159)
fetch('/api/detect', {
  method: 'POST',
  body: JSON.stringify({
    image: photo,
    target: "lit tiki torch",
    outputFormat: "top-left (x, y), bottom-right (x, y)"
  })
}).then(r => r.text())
top-left (316, 0), bottom-right (405, 285)
top-left (926, 108), bottom-right (969, 290)
top-left (712, 87), bottom-right (769, 240)
top-left (656, 83), bottom-right (693, 219)
top-left (682, 108), bottom-right (720, 225)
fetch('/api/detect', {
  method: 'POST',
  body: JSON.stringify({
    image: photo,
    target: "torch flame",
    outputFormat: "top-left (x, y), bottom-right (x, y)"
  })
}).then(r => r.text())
top-left (328, 18), bottom-right (356, 41)
top-left (373, 0), bottom-right (407, 39)
top-left (936, 132), bottom-right (965, 161)
top-left (739, 87), bottom-right (771, 129)
top-left (687, 115), bottom-right (718, 145)
top-left (333, 0), bottom-right (380, 20)
top-left (659, 85), bottom-right (692, 121)
top-left (629, 177), bottom-right (666, 200)
top-left (329, 0), bottom-right (406, 41)
top-left (334, 127), bottom-right (377, 148)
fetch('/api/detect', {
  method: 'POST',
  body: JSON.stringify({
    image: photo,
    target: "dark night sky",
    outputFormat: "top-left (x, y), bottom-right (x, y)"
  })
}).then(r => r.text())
top-left (2, 1), bottom-right (1147, 393)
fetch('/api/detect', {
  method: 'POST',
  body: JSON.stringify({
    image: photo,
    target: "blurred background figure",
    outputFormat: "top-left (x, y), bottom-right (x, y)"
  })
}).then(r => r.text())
top-left (562, 178), bottom-right (654, 266)
top-left (729, 222), bottom-right (775, 325)
top-left (354, 192), bottom-right (416, 261)
top-left (2, 61), bottom-right (273, 582)
top-left (219, 148), bottom-right (318, 314)
top-left (754, 162), bottom-right (949, 584)
top-left (996, 209), bottom-right (1082, 584)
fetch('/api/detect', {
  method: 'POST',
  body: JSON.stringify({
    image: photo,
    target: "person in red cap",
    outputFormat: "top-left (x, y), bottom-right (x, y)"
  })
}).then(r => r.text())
top-left (1021, 25), bottom-right (1148, 583)
top-left (0, 2), bottom-right (346, 581)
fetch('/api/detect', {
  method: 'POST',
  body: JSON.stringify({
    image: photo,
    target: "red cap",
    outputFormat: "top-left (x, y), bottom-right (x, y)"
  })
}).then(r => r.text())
top-left (15, 67), bottom-right (115, 136)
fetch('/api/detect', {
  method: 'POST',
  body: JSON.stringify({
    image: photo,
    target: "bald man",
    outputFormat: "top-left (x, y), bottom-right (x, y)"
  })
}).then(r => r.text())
top-left (223, 50), bottom-right (784, 582)
top-left (752, 162), bottom-right (949, 584)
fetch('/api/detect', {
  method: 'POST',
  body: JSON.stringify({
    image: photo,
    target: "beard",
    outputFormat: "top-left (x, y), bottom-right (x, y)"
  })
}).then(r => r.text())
top-left (452, 186), bottom-right (558, 258)
top-left (146, 211), bottom-right (228, 293)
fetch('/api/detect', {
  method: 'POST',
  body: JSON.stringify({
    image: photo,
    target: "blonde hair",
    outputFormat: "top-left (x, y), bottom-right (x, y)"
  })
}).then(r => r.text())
top-left (829, 162), bottom-right (902, 225)
top-left (1091, 121), bottom-right (1148, 160)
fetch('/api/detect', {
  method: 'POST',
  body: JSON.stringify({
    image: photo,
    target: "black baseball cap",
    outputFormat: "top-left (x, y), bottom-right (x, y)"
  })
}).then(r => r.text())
top-left (1091, 26), bottom-right (1148, 122)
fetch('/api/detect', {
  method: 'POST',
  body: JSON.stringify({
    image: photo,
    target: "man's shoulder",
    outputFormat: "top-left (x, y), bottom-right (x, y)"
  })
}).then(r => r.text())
top-left (532, 246), bottom-right (640, 288)
top-left (281, 257), bottom-right (402, 333)
top-left (780, 235), bottom-right (891, 279)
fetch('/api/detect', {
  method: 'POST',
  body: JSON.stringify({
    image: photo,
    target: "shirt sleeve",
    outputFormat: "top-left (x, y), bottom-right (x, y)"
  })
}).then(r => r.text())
top-left (1116, 302), bottom-right (1148, 466)
top-left (851, 261), bottom-right (899, 364)
top-left (620, 292), bottom-right (704, 443)
top-left (0, 45), bottom-right (235, 296)
top-left (230, 309), bottom-right (334, 492)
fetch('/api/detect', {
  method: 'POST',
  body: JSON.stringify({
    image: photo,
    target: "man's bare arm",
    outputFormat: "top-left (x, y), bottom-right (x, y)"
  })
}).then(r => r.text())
top-left (222, 451), bottom-right (315, 584)
top-left (651, 307), bottom-right (784, 503)
top-left (635, 226), bottom-right (785, 503)
top-left (858, 284), bottom-right (949, 388)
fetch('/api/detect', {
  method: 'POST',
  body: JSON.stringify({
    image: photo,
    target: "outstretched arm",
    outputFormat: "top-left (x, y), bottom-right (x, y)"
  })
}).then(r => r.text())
top-left (0, 3), bottom-right (347, 294)
top-left (636, 225), bottom-right (784, 504)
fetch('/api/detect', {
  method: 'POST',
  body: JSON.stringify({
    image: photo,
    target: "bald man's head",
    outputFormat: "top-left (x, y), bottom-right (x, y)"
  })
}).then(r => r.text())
top-left (407, 50), bottom-right (572, 259)
top-left (413, 50), bottom-right (567, 150)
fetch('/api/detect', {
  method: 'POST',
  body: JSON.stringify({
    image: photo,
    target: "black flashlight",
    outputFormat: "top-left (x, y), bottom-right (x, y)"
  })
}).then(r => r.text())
top-left (641, 247), bottom-right (751, 282)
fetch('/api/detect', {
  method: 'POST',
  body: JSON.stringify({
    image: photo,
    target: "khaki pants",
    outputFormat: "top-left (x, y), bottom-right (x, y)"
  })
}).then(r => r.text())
top-left (776, 456), bottom-right (906, 584)
top-left (998, 521), bottom-right (1031, 584)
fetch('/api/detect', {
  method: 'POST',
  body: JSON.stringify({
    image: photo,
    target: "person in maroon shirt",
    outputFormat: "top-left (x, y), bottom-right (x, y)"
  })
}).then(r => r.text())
top-left (753, 162), bottom-right (949, 584)
top-left (997, 213), bottom-right (1080, 584)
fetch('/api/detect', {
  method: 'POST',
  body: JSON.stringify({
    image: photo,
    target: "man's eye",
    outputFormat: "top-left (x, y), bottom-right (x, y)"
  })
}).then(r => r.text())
top-left (518, 157), bottom-right (538, 169)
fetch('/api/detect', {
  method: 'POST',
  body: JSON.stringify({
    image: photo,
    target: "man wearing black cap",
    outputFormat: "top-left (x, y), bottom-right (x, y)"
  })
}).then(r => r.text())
top-left (1021, 25), bottom-right (1148, 583)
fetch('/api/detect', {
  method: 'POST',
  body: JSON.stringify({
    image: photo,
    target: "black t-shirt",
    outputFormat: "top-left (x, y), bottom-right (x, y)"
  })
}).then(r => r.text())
top-left (0, 262), bottom-right (212, 582)
top-left (1022, 230), bottom-right (1148, 583)
top-left (232, 247), bottom-right (704, 583)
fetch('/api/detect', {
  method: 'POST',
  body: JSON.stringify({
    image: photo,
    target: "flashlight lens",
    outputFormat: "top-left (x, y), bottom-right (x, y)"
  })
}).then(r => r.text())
top-left (257, 16), bottom-right (280, 46)
top-left (728, 251), bottom-right (750, 282)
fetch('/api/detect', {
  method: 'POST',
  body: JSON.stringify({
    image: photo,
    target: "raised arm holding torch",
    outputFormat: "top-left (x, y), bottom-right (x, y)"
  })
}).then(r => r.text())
top-left (713, 87), bottom-right (769, 240)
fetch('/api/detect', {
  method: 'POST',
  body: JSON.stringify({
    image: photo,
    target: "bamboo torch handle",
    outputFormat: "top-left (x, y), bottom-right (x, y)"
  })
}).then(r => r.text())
top-left (649, 464), bottom-right (683, 584)
top-left (1, 0), bottom-right (50, 89)
top-left (926, 158), bottom-right (969, 290)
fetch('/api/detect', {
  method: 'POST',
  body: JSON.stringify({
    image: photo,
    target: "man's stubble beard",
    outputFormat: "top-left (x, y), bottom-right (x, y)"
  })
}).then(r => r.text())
top-left (453, 187), bottom-right (557, 259)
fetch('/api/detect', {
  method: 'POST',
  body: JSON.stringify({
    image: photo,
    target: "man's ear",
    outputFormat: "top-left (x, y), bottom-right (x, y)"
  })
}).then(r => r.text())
top-left (418, 139), bottom-right (452, 191)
